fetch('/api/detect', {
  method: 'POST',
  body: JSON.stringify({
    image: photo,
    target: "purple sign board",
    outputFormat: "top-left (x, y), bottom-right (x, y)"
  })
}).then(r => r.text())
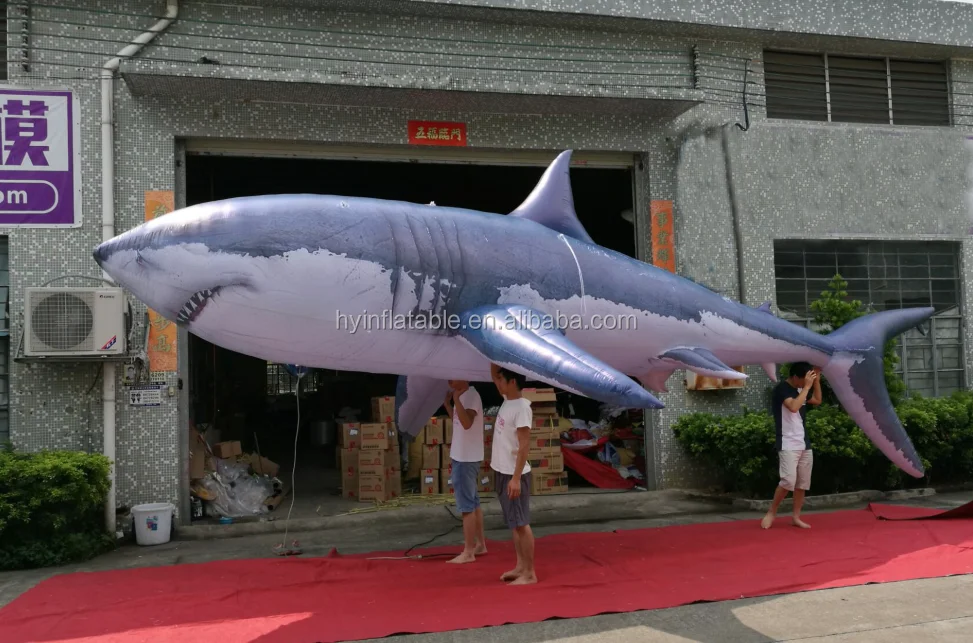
top-left (0, 87), bottom-right (82, 228)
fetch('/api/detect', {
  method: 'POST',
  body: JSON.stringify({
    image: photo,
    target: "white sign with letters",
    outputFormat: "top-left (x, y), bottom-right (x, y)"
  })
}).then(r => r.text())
top-left (129, 385), bottom-right (164, 407)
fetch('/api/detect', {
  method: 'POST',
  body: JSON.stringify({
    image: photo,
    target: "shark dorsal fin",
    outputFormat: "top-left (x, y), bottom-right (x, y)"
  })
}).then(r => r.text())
top-left (756, 301), bottom-right (773, 314)
top-left (509, 150), bottom-right (595, 244)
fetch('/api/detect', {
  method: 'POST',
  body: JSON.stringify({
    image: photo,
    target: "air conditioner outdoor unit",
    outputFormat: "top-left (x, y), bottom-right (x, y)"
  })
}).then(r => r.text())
top-left (24, 287), bottom-right (127, 357)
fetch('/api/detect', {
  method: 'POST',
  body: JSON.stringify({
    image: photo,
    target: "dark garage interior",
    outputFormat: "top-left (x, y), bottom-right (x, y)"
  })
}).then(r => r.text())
top-left (184, 152), bottom-right (637, 520)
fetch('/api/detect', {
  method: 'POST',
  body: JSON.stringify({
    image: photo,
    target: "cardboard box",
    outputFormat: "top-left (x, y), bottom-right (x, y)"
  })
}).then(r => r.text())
top-left (419, 469), bottom-right (440, 495)
top-left (358, 449), bottom-right (388, 477)
top-left (385, 422), bottom-right (398, 445)
top-left (359, 475), bottom-right (388, 502)
top-left (340, 422), bottom-right (362, 449)
top-left (532, 416), bottom-right (562, 430)
top-left (523, 387), bottom-right (557, 416)
top-left (386, 469), bottom-right (402, 499)
top-left (421, 444), bottom-right (441, 470)
top-left (360, 423), bottom-right (389, 451)
top-left (248, 453), bottom-right (280, 478)
top-left (340, 448), bottom-right (360, 499)
top-left (444, 418), bottom-right (454, 444)
top-left (529, 452), bottom-right (565, 474)
top-left (442, 443), bottom-right (452, 464)
top-left (212, 441), bottom-right (242, 459)
top-left (532, 471), bottom-right (568, 495)
top-left (477, 469), bottom-right (494, 493)
top-left (528, 438), bottom-right (561, 457)
top-left (407, 440), bottom-right (423, 479)
top-left (371, 396), bottom-right (396, 423)
top-left (189, 428), bottom-right (208, 480)
top-left (441, 468), bottom-right (454, 495)
top-left (425, 417), bottom-right (445, 445)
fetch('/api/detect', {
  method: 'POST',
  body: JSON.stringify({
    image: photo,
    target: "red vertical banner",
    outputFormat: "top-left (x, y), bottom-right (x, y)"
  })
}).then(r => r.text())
top-left (650, 200), bottom-right (675, 273)
top-left (408, 121), bottom-right (467, 146)
top-left (144, 190), bottom-right (177, 372)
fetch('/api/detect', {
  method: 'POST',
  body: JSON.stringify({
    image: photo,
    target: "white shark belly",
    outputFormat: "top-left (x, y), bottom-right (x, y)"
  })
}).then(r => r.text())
top-left (497, 284), bottom-right (827, 375)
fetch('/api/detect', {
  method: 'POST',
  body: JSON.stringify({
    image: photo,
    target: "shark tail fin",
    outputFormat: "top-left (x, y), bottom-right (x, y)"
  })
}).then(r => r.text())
top-left (821, 306), bottom-right (935, 479)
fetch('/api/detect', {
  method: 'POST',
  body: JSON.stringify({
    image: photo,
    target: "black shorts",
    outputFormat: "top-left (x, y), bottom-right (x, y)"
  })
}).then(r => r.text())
top-left (495, 471), bottom-right (531, 529)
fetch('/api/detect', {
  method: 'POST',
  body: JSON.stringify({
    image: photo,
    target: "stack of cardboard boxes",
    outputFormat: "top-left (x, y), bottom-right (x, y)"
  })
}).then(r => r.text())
top-left (523, 388), bottom-right (568, 495)
top-left (339, 396), bottom-right (402, 502)
top-left (398, 388), bottom-right (568, 498)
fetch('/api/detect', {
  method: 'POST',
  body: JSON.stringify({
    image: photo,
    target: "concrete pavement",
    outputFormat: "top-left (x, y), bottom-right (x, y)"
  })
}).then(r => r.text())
top-left (353, 576), bottom-right (973, 642)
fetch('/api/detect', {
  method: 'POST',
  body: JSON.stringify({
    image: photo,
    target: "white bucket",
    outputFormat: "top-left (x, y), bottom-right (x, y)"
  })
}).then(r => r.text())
top-left (132, 502), bottom-right (174, 546)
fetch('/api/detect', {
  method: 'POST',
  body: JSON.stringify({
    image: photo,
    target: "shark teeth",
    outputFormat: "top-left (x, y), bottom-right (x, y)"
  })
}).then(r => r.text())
top-left (176, 288), bottom-right (217, 324)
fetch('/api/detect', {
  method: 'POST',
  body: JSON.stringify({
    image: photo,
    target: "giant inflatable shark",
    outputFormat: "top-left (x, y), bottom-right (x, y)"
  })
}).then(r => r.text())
top-left (94, 151), bottom-right (933, 478)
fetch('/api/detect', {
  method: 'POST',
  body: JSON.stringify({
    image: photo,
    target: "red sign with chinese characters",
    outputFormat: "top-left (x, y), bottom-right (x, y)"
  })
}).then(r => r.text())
top-left (408, 121), bottom-right (467, 146)
top-left (650, 200), bottom-right (675, 273)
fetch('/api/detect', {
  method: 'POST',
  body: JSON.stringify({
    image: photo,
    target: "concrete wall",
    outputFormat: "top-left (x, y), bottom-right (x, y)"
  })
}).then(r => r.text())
top-left (4, 0), bottom-right (972, 509)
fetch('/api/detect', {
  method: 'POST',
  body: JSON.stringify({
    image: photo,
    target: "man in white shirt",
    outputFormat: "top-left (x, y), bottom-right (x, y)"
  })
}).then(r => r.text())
top-left (490, 363), bottom-right (537, 585)
top-left (443, 379), bottom-right (486, 564)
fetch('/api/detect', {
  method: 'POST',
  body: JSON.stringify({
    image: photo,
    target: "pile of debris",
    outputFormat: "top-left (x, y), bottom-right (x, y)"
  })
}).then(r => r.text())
top-left (189, 427), bottom-right (287, 520)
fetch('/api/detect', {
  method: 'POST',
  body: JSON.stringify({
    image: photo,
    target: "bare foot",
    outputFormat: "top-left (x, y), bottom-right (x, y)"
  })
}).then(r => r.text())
top-left (760, 513), bottom-right (776, 529)
top-left (792, 517), bottom-right (811, 529)
top-left (447, 551), bottom-right (476, 564)
top-left (474, 545), bottom-right (488, 556)
top-left (501, 568), bottom-right (523, 582)
top-left (508, 574), bottom-right (537, 585)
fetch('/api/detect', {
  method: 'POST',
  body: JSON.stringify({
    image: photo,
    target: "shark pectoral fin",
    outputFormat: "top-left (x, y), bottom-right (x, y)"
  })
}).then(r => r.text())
top-left (762, 362), bottom-right (779, 382)
top-left (639, 358), bottom-right (677, 393)
top-left (658, 347), bottom-right (747, 380)
top-left (456, 304), bottom-right (664, 409)
top-left (508, 150), bottom-right (595, 244)
top-left (395, 375), bottom-right (450, 439)
top-left (638, 368), bottom-right (677, 393)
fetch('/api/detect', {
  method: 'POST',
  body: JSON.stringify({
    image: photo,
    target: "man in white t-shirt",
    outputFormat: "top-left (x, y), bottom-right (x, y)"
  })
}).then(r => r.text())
top-left (490, 363), bottom-right (537, 585)
top-left (442, 380), bottom-right (486, 564)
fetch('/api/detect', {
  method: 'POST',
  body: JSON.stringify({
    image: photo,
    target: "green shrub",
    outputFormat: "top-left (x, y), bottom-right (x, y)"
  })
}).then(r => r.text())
top-left (673, 391), bottom-right (973, 497)
top-left (0, 450), bottom-right (116, 571)
top-left (672, 408), bottom-right (778, 494)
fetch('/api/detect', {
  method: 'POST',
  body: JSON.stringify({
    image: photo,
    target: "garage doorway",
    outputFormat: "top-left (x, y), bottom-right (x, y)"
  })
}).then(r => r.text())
top-left (184, 150), bottom-right (637, 522)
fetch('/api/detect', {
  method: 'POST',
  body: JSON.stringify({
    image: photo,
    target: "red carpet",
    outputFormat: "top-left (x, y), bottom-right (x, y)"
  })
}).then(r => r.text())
top-left (869, 497), bottom-right (973, 520)
top-left (2, 504), bottom-right (972, 643)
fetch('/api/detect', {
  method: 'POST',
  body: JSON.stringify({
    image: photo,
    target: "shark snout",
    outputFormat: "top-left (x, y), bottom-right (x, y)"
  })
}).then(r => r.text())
top-left (92, 241), bottom-right (111, 268)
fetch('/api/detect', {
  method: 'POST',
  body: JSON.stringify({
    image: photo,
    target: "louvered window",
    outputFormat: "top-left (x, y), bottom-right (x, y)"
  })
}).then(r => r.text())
top-left (764, 51), bottom-right (951, 126)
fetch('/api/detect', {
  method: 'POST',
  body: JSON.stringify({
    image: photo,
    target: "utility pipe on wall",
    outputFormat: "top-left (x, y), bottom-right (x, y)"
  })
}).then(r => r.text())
top-left (100, 0), bottom-right (179, 534)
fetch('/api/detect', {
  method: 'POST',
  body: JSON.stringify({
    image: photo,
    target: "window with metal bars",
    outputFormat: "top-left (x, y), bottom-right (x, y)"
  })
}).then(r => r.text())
top-left (773, 239), bottom-right (965, 397)
top-left (764, 50), bottom-right (951, 126)
top-left (266, 363), bottom-right (319, 397)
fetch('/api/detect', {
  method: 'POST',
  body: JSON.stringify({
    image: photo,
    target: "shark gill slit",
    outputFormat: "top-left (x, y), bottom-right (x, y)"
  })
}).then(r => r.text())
top-left (402, 213), bottom-right (427, 318)
top-left (383, 210), bottom-right (402, 315)
top-left (559, 233), bottom-right (586, 314)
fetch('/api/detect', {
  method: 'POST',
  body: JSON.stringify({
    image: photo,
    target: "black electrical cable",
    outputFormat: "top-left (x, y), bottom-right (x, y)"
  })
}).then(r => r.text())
top-left (366, 505), bottom-right (463, 560)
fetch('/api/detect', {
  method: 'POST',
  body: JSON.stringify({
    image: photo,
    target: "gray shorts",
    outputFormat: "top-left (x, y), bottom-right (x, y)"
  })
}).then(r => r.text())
top-left (495, 471), bottom-right (531, 529)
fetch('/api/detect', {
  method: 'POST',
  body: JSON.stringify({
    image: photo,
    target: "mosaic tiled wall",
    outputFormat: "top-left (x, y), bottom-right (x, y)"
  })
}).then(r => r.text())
top-left (4, 0), bottom-right (972, 511)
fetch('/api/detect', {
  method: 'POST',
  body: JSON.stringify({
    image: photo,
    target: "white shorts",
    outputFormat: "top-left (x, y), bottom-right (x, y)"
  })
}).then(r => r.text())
top-left (778, 449), bottom-right (813, 491)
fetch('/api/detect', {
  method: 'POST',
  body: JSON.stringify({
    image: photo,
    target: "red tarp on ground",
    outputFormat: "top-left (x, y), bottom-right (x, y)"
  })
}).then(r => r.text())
top-left (868, 497), bottom-right (973, 521)
top-left (2, 503), bottom-right (971, 643)
top-left (561, 445), bottom-right (637, 489)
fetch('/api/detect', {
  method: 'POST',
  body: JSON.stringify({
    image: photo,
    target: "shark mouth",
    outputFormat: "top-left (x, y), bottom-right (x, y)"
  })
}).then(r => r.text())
top-left (177, 288), bottom-right (220, 324)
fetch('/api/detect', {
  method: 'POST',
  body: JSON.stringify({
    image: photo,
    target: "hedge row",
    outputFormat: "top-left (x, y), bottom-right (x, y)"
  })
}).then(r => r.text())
top-left (0, 448), bottom-right (116, 571)
top-left (672, 391), bottom-right (973, 497)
